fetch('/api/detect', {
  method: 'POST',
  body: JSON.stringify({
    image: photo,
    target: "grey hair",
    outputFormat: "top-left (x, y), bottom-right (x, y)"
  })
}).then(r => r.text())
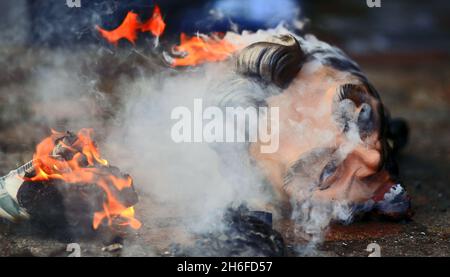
top-left (236, 35), bottom-right (305, 88)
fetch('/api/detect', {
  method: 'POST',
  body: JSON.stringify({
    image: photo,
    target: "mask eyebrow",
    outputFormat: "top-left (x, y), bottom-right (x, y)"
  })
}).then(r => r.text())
top-left (336, 83), bottom-right (370, 106)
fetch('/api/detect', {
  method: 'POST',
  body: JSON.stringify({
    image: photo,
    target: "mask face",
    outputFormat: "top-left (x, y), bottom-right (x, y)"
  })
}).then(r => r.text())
top-left (249, 60), bottom-right (410, 218)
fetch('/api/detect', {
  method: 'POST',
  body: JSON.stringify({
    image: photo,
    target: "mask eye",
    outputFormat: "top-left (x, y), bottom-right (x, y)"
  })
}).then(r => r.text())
top-left (335, 83), bottom-right (377, 138)
top-left (319, 161), bottom-right (338, 190)
top-left (357, 103), bottom-right (374, 138)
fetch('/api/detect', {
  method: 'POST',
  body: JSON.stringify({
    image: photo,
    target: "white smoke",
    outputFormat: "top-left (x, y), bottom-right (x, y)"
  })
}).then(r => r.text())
top-left (0, 9), bottom-right (361, 254)
top-left (102, 61), bottom-right (272, 233)
top-left (100, 27), bottom-right (362, 256)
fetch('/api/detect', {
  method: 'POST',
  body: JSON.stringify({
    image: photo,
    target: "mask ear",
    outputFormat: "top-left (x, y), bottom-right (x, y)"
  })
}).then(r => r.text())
top-left (236, 35), bottom-right (306, 88)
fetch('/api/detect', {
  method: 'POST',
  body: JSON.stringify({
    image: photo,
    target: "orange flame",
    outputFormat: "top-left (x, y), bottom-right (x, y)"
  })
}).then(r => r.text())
top-left (171, 33), bottom-right (238, 67)
top-left (96, 6), bottom-right (239, 67)
top-left (96, 12), bottom-right (141, 46)
top-left (140, 5), bottom-right (166, 37)
top-left (28, 128), bottom-right (141, 230)
top-left (97, 5), bottom-right (165, 45)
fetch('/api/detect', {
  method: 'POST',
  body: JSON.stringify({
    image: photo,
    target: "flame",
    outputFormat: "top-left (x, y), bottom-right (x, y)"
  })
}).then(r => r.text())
top-left (96, 6), bottom-right (239, 67)
top-left (171, 33), bottom-right (238, 67)
top-left (28, 128), bottom-right (141, 230)
top-left (140, 5), bottom-right (166, 37)
top-left (96, 12), bottom-right (141, 46)
top-left (97, 5), bottom-right (165, 45)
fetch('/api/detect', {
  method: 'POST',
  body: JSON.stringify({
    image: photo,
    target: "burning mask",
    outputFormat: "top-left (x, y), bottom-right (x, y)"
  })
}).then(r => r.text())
top-left (235, 34), bottom-right (411, 220)
top-left (92, 5), bottom-right (410, 223)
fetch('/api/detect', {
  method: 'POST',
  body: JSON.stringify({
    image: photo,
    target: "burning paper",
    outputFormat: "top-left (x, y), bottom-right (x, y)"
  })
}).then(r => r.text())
top-left (96, 6), bottom-right (239, 67)
top-left (96, 5), bottom-right (166, 46)
top-left (1, 129), bottom-right (141, 232)
top-left (171, 33), bottom-right (239, 67)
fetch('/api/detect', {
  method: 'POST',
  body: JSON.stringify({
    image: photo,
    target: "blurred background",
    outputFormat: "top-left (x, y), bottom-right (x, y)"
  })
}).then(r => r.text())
top-left (0, 0), bottom-right (449, 256)
top-left (1, 0), bottom-right (449, 53)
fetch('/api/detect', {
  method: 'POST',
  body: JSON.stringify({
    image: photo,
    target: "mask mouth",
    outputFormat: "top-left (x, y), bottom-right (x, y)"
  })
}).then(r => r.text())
top-left (352, 183), bottom-right (412, 220)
